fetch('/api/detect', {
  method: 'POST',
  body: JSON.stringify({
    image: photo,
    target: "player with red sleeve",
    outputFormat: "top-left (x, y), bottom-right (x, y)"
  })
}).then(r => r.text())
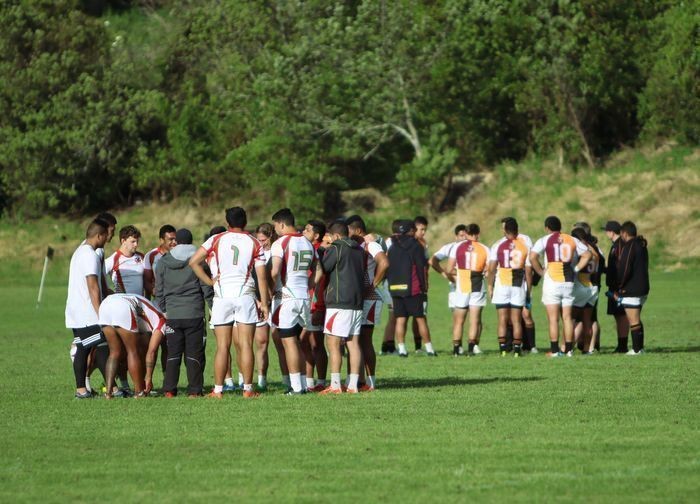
top-left (143, 224), bottom-right (176, 298)
top-left (104, 225), bottom-right (146, 295)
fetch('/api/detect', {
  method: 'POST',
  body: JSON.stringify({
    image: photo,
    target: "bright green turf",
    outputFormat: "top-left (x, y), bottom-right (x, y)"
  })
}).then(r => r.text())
top-left (0, 268), bottom-right (698, 502)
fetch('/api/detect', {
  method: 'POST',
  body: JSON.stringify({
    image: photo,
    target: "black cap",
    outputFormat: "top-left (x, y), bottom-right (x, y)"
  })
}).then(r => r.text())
top-left (175, 228), bottom-right (193, 245)
top-left (397, 219), bottom-right (415, 235)
top-left (602, 221), bottom-right (621, 233)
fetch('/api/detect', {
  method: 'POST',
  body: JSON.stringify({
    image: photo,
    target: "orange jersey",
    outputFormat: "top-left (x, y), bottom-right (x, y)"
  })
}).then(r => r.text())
top-left (532, 232), bottom-right (588, 283)
top-left (490, 237), bottom-right (529, 287)
top-left (450, 240), bottom-right (490, 294)
top-left (577, 244), bottom-right (600, 287)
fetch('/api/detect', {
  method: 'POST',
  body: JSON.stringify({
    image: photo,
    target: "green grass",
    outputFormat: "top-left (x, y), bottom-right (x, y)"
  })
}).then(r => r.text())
top-left (1, 269), bottom-right (699, 502)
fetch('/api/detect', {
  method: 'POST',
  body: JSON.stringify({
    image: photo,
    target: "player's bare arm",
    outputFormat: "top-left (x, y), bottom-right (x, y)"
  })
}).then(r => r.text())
top-left (86, 274), bottom-right (101, 316)
top-left (487, 260), bottom-right (497, 299)
top-left (189, 247), bottom-right (216, 286)
top-left (373, 251), bottom-right (389, 287)
top-left (525, 265), bottom-right (533, 299)
top-left (255, 264), bottom-right (270, 319)
top-left (529, 251), bottom-right (544, 277)
top-left (574, 250), bottom-right (592, 273)
top-left (144, 328), bottom-right (163, 394)
top-left (446, 257), bottom-right (457, 283)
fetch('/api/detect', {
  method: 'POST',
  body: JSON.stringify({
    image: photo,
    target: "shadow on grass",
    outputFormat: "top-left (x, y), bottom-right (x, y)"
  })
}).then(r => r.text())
top-left (644, 346), bottom-right (700, 354)
top-left (379, 376), bottom-right (545, 390)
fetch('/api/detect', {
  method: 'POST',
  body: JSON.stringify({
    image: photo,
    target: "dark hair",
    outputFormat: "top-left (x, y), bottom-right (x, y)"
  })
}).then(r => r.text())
top-left (159, 224), bottom-right (176, 239)
top-left (346, 214), bottom-right (367, 233)
top-left (328, 221), bottom-right (349, 237)
top-left (454, 224), bottom-right (467, 235)
top-left (226, 207), bottom-right (247, 229)
top-left (466, 223), bottom-right (480, 236)
top-left (271, 208), bottom-right (295, 227)
top-left (501, 217), bottom-right (518, 235)
top-left (96, 212), bottom-right (117, 226)
top-left (209, 225), bottom-right (226, 237)
top-left (86, 218), bottom-right (109, 238)
top-left (573, 221), bottom-right (591, 235)
top-left (544, 215), bottom-right (562, 232)
top-left (571, 227), bottom-right (589, 243)
top-left (414, 216), bottom-right (428, 226)
top-left (119, 225), bottom-right (141, 241)
top-left (256, 222), bottom-right (277, 242)
top-left (620, 221), bottom-right (637, 237)
top-left (307, 219), bottom-right (326, 240)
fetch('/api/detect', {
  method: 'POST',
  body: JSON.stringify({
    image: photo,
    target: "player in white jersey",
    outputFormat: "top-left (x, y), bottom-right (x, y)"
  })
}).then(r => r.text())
top-left (99, 293), bottom-right (165, 398)
top-left (347, 215), bottom-right (388, 391)
top-left (144, 224), bottom-right (177, 298)
top-left (105, 225), bottom-right (145, 295)
top-left (270, 209), bottom-right (319, 394)
top-left (190, 207), bottom-right (270, 398)
top-left (430, 224), bottom-right (469, 355)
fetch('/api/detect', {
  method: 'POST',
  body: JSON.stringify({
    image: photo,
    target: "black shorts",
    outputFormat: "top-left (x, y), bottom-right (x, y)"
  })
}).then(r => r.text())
top-left (607, 297), bottom-right (625, 316)
top-left (392, 295), bottom-right (426, 318)
top-left (72, 324), bottom-right (106, 349)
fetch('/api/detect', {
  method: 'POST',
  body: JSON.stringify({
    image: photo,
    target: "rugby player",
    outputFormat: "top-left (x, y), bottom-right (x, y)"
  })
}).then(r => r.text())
top-left (615, 221), bottom-right (649, 355)
top-left (387, 220), bottom-right (436, 357)
top-left (488, 218), bottom-right (531, 356)
top-left (570, 227), bottom-right (600, 354)
top-left (189, 207), bottom-right (270, 398)
top-left (447, 224), bottom-right (489, 356)
top-left (430, 224), bottom-right (470, 355)
top-left (319, 221), bottom-right (365, 394)
top-left (530, 216), bottom-right (591, 357)
top-left (66, 219), bottom-right (109, 398)
top-left (144, 224), bottom-right (177, 298)
top-left (252, 222), bottom-right (276, 390)
top-left (347, 215), bottom-right (389, 391)
top-left (411, 216), bottom-right (430, 352)
top-left (270, 208), bottom-right (319, 394)
top-left (104, 225), bottom-right (146, 295)
top-left (602, 220), bottom-right (630, 352)
top-left (301, 219), bottom-right (329, 391)
top-left (100, 293), bottom-right (166, 398)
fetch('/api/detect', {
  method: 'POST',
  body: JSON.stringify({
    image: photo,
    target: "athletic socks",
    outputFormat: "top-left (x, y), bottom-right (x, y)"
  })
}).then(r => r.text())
top-left (367, 375), bottom-right (376, 388)
top-left (257, 375), bottom-right (267, 388)
top-left (330, 373), bottom-right (341, 390)
top-left (84, 376), bottom-right (92, 393)
top-left (550, 341), bottom-right (560, 353)
top-left (453, 343), bottom-right (461, 355)
top-left (300, 374), bottom-right (308, 391)
top-left (397, 343), bottom-right (407, 355)
top-left (631, 323), bottom-right (644, 352)
top-left (414, 334), bottom-right (422, 351)
top-left (238, 372), bottom-right (244, 387)
top-left (500, 344), bottom-right (508, 353)
top-left (617, 337), bottom-right (629, 353)
top-left (347, 373), bottom-right (359, 391)
top-left (290, 373), bottom-right (302, 393)
top-left (565, 342), bottom-right (573, 353)
top-left (468, 342), bottom-right (475, 353)
top-left (424, 342), bottom-right (435, 354)
top-left (224, 377), bottom-right (235, 387)
top-left (243, 384), bottom-right (253, 392)
top-left (514, 344), bottom-right (522, 356)
top-left (214, 384), bottom-right (223, 394)
top-left (306, 377), bottom-right (315, 389)
top-left (317, 379), bottom-right (327, 387)
top-left (523, 326), bottom-right (534, 350)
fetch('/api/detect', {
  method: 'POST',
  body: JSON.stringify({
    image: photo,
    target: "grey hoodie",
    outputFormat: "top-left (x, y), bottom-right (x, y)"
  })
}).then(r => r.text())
top-left (155, 244), bottom-right (213, 319)
top-left (321, 237), bottom-right (365, 310)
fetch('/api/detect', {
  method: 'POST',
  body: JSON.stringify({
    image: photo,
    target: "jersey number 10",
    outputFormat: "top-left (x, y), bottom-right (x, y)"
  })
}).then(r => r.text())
top-left (551, 243), bottom-right (572, 262)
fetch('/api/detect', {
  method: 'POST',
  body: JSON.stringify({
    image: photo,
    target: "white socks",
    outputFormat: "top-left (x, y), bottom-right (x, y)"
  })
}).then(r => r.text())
top-left (367, 375), bottom-right (376, 388)
top-left (398, 343), bottom-right (407, 354)
top-left (258, 375), bottom-right (266, 388)
top-left (224, 377), bottom-right (234, 387)
top-left (330, 373), bottom-right (341, 390)
top-left (290, 373), bottom-right (302, 392)
top-left (214, 384), bottom-right (223, 393)
top-left (306, 377), bottom-right (315, 388)
top-left (347, 374), bottom-right (359, 391)
top-left (243, 384), bottom-right (253, 392)
top-left (238, 372), bottom-right (244, 387)
top-left (425, 342), bottom-right (435, 353)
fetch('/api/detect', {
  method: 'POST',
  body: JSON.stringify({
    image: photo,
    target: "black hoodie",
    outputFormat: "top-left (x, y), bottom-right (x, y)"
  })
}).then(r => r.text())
top-left (616, 237), bottom-right (650, 297)
top-left (321, 237), bottom-right (365, 310)
top-left (155, 244), bottom-right (214, 319)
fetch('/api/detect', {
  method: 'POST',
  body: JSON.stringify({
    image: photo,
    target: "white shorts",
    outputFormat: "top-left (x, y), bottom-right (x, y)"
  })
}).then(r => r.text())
top-left (362, 300), bottom-right (383, 326)
top-left (453, 290), bottom-right (487, 309)
top-left (541, 276), bottom-right (575, 307)
top-left (324, 308), bottom-right (363, 338)
top-left (619, 295), bottom-right (647, 308)
top-left (256, 312), bottom-right (271, 328)
top-left (211, 295), bottom-right (259, 325)
top-left (492, 283), bottom-right (527, 307)
top-left (573, 283), bottom-right (599, 308)
top-left (271, 298), bottom-right (310, 329)
top-left (98, 295), bottom-right (137, 332)
top-left (448, 284), bottom-right (457, 309)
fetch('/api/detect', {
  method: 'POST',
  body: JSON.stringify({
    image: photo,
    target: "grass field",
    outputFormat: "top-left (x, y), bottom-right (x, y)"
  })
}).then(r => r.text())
top-left (1, 267), bottom-right (698, 502)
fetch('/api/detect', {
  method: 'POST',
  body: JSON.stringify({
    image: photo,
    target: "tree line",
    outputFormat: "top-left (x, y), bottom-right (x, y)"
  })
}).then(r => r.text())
top-left (1, 0), bottom-right (698, 218)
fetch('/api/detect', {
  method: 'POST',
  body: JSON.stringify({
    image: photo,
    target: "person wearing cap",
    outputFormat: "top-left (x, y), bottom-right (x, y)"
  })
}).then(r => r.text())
top-left (153, 228), bottom-right (213, 397)
top-left (602, 220), bottom-right (629, 352)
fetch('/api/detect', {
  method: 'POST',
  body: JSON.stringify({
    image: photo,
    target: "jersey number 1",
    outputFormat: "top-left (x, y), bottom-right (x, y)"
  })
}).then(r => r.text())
top-left (231, 245), bottom-right (239, 265)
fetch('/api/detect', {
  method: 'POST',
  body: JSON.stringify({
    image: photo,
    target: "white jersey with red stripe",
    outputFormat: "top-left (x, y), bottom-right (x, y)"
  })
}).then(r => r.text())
top-left (98, 293), bottom-right (165, 334)
top-left (201, 230), bottom-right (265, 298)
top-left (144, 247), bottom-right (165, 273)
top-left (271, 234), bottom-right (316, 300)
top-left (104, 251), bottom-right (145, 295)
top-left (360, 239), bottom-right (384, 301)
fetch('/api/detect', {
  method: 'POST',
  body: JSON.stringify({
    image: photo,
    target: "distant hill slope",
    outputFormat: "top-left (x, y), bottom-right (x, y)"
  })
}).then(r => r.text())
top-left (1, 146), bottom-right (697, 277)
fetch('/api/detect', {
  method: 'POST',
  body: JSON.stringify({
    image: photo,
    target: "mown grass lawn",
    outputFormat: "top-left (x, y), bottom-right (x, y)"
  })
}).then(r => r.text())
top-left (0, 268), bottom-right (698, 502)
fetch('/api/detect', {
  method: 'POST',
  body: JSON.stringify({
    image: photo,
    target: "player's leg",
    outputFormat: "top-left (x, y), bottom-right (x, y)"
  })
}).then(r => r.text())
top-left (279, 327), bottom-right (304, 393)
top-left (382, 310), bottom-right (396, 354)
top-left (212, 325), bottom-right (232, 396)
top-left (452, 308), bottom-right (467, 355)
top-left (394, 297), bottom-right (409, 357)
top-left (496, 306), bottom-right (510, 354)
top-left (163, 321), bottom-right (185, 396)
top-left (271, 328), bottom-right (290, 389)
top-left (345, 334), bottom-right (362, 392)
top-left (412, 317), bottom-right (422, 352)
top-left (467, 306), bottom-right (481, 355)
top-left (324, 334), bottom-right (343, 392)
top-left (254, 323), bottom-right (270, 390)
top-left (359, 325), bottom-right (376, 389)
top-left (522, 307), bottom-right (536, 352)
top-left (581, 305), bottom-right (593, 353)
top-left (183, 318), bottom-right (205, 396)
top-left (509, 307), bottom-right (523, 355)
top-left (235, 322), bottom-right (258, 396)
top-left (614, 312), bottom-right (630, 353)
top-left (101, 325), bottom-right (123, 397)
top-left (544, 304), bottom-right (562, 355)
top-left (310, 331), bottom-right (327, 389)
top-left (624, 305), bottom-right (644, 354)
top-left (561, 305), bottom-right (575, 355)
top-left (116, 327), bottom-right (145, 395)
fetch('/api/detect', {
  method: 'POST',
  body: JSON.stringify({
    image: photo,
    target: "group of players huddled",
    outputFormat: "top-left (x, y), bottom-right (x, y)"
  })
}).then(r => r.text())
top-left (65, 207), bottom-right (650, 399)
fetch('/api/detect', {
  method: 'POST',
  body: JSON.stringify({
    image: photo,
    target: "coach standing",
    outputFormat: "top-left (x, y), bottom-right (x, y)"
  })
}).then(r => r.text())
top-left (155, 228), bottom-right (213, 397)
top-left (602, 220), bottom-right (629, 352)
top-left (66, 219), bottom-right (109, 398)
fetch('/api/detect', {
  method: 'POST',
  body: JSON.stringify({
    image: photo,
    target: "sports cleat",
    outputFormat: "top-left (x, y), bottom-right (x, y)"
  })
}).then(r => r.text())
top-left (319, 386), bottom-right (342, 395)
top-left (547, 351), bottom-right (564, 358)
top-left (242, 390), bottom-right (260, 398)
top-left (358, 384), bottom-right (375, 392)
top-left (116, 387), bottom-right (133, 398)
top-left (345, 388), bottom-right (359, 394)
top-left (582, 350), bottom-right (595, 356)
top-left (164, 391), bottom-right (176, 398)
top-left (75, 391), bottom-right (93, 399)
top-left (500, 350), bottom-right (508, 357)
top-left (285, 389), bottom-right (306, 396)
top-left (426, 351), bottom-right (438, 357)
top-left (308, 384), bottom-right (327, 393)
top-left (133, 391), bottom-right (146, 398)
top-left (187, 393), bottom-right (202, 399)
top-left (222, 383), bottom-right (236, 392)
top-left (565, 350), bottom-right (574, 357)
top-left (626, 349), bottom-right (645, 356)
top-left (472, 345), bottom-right (483, 355)
top-left (208, 391), bottom-right (223, 399)
top-left (530, 347), bottom-right (539, 354)
top-left (513, 352), bottom-right (520, 358)
top-left (398, 352), bottom-right (408, 358)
